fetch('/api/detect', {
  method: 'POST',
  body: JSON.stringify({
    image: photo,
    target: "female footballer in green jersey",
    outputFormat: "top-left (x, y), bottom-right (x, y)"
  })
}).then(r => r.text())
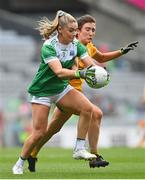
top-left (26, 14), bottom-right (138, 172)
top-left (12, 11), bottom-right (138, 174)
top-left (12, 10), bottom-right (98, 174)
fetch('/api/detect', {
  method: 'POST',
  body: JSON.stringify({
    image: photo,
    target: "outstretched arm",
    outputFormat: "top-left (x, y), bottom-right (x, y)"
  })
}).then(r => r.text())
top-left (93, 41), bottom-right (139, 63)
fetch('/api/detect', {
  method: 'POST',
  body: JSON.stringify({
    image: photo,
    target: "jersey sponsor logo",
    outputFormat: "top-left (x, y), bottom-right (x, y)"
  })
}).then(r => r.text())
top-left (57, 49), bottom-right (76, 62)
top-left (70, 50), bottom-right (75, 56)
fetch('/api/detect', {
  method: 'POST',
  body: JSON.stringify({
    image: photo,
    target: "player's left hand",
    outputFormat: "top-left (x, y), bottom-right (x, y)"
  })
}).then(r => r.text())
top-left (121, 41), bottom-right (139, 54)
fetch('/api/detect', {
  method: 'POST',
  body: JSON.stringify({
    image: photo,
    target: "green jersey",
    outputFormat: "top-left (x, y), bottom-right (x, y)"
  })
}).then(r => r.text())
top-left (28, 35), bottom-right (88, 97)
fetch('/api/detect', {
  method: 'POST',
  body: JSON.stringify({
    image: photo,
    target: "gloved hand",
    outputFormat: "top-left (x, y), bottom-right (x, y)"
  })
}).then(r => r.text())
top-left (75, 65), bottom-right (95, 79)
top-left (121, 41), bottom-right (139, 54)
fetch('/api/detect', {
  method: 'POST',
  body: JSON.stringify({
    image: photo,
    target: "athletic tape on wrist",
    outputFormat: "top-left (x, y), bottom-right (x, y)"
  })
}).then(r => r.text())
top-left (75, 70), bottom-right (80, 78)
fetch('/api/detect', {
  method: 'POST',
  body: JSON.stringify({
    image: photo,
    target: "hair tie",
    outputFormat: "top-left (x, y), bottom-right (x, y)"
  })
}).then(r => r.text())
top-left (57, 10), bottom-right (66, 17)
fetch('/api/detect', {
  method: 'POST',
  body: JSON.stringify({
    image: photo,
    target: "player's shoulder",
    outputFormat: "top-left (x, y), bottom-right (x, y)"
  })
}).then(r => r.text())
top-left (43, 35), bottom-right (58, 47)
top-left (73, 38), bottom-right (86, 50)
top-left (87, 42), bottom-right (96, 48)
top-left (72, 37), bottom-right (80, 46)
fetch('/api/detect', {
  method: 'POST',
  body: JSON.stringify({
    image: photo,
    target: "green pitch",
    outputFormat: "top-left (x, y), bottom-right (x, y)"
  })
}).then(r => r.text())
top-left (0, 147), bottom-right (145, 179)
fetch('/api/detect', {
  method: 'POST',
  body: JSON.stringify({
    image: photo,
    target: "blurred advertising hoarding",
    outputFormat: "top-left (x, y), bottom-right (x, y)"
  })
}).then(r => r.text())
top-left (127, 0), bottom-right (145, 11)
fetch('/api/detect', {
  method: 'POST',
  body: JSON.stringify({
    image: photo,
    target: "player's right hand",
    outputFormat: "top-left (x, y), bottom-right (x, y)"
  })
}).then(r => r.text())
top-left (75, 65), bottom-right (95, 79)
top-left (121, 41), bottom-right (139, 54)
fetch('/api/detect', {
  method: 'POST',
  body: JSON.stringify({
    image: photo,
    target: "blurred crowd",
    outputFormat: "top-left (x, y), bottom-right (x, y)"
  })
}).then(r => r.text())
top-left (0, 85), bottom-right (145, 147)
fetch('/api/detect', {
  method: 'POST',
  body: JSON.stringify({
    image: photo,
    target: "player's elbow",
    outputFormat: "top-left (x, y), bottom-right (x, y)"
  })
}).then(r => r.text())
top-left (55, 69), bottom-right (64, 78)
top-left (97, 54), bottom-right (106, 63)
top-left (93, 53), bottom-right (105, 63)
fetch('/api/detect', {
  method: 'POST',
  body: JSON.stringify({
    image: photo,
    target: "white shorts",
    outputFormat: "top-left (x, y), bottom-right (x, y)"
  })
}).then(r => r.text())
top-left (29, 85), bottom-right (74, 107)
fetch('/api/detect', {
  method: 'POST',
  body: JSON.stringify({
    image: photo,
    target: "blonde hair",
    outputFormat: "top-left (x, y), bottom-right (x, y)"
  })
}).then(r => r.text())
top-left (36, 10), bottom-right (77, 39)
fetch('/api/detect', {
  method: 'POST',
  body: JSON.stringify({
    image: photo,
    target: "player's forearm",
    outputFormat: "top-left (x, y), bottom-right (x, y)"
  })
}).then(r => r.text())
top-left (55, 68), bottom-right (77, 79)
top-left (94, 50), bottom-right (122, 63)
top-left (81, 56), bottom-right (96, 67)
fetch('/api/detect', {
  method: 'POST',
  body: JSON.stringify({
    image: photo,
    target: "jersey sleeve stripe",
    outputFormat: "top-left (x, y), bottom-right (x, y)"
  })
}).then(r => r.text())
top-left (44, 57), bottom-right (59, 64)
top-left (80, 52), bottom-right (89, 59)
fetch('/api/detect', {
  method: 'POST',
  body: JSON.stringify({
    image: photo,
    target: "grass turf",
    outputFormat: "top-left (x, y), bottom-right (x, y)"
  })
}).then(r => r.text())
top-left (0, 147), bottom-right (145, 179)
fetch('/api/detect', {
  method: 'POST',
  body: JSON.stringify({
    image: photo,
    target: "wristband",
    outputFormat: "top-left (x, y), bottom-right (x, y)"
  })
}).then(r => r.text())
top-left (120, 48), bottom-right (124, 55)
top-left (75, 70), bottom-right (80, 78)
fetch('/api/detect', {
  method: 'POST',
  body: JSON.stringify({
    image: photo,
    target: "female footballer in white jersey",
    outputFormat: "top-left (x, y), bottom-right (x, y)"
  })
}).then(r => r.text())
top-left (12, 10), bottom-right (99, 174)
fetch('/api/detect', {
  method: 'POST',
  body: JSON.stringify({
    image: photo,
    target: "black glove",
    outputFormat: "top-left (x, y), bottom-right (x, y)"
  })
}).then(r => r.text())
top-left (121, 41), bottom-right (139, 54)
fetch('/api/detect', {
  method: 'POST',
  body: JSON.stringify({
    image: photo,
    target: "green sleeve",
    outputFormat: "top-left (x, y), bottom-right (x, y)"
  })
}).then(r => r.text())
top-left (77, 41), bottom-right (88, 59)
top-left (41, 45), bottom-right (57, 64)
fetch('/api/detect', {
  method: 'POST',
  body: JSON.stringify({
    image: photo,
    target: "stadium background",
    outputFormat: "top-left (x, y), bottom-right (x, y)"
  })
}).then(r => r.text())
top-left (0, 0), bottom-right (145, 148)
